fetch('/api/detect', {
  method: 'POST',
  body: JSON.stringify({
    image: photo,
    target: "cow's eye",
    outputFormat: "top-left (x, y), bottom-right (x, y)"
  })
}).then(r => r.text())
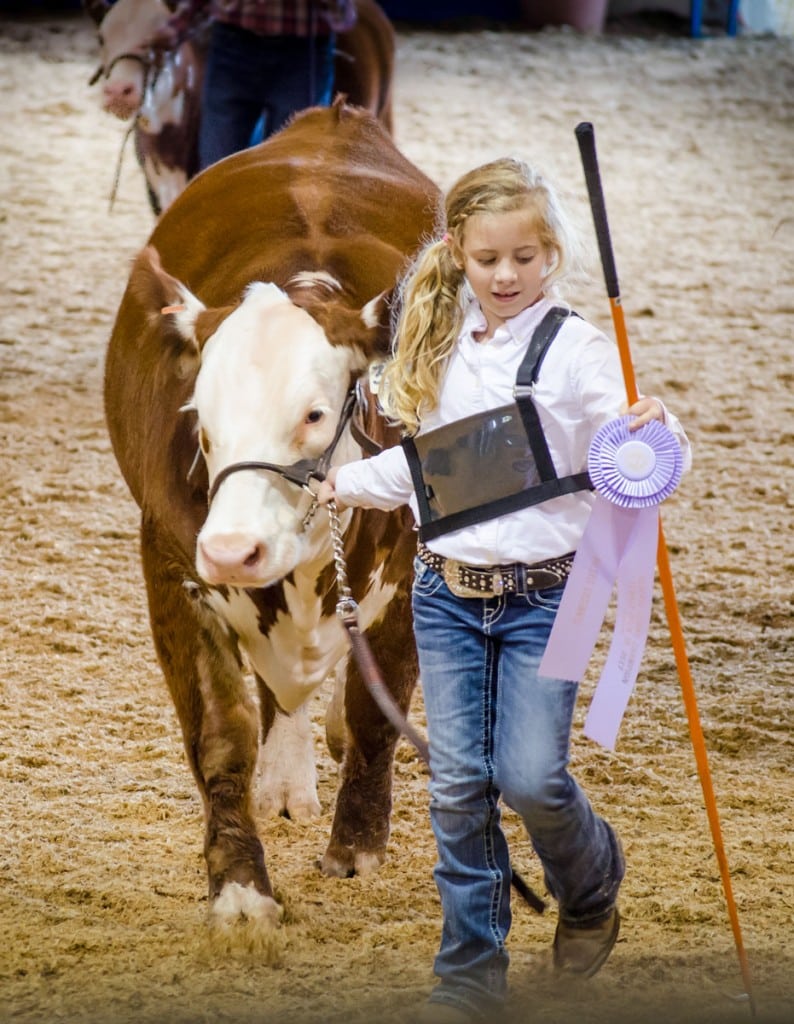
top-left (305, 410), bottom-right (323, 425)
top-left (199, 428), bottom-right (211, 454)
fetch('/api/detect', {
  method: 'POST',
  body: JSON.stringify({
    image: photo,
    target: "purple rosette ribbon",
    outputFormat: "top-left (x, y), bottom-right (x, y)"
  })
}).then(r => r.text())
top-left (539, 416), bottom-right (683, 749)
top-left (588, 416), bottom-right (683, 509)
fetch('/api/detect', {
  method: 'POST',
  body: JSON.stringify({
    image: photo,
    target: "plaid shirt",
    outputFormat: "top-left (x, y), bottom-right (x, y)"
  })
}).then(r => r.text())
top-left (169, 1), bottom-right (356, 39)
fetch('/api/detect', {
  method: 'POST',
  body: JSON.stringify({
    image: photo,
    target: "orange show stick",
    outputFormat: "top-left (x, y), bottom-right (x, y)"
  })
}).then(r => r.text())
top-left (575, 122), bottom-right (756, 1016)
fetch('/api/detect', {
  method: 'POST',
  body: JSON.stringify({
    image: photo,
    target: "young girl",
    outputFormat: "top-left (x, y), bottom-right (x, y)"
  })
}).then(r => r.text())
top-left (318, 158), bottom-right (690, 1023)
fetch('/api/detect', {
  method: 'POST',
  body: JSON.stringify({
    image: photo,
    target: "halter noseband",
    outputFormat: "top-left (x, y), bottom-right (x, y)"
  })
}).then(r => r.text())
top-left (89, 50), bottom-right (153, 87)
top-left (206, 388), bottom-right (358, 507)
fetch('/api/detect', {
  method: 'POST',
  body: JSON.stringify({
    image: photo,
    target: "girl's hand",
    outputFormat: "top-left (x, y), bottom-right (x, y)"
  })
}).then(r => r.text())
top-left (316, 480), bottom-right (336, 505)
top-left (316, 466), bottom-right (340, 506)
top-left (625, 396), bottom-right (665, 431)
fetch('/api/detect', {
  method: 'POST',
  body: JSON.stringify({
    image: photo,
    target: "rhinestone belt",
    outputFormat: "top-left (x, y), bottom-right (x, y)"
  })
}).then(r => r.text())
top-left (416, 544), bottom-right (575, 599)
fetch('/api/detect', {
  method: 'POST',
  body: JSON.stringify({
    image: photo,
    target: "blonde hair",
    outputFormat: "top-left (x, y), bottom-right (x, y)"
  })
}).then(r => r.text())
top-left (380, 157), bottom-right (582, 435)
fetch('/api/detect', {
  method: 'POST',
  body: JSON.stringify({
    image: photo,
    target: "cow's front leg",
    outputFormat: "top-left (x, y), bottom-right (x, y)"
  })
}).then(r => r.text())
top-left (321, 591), bottom-right (418, 877)
top-left (255, 688), bottom-right (322, 821)
top-left (141, 521), bottom-right (281, 929)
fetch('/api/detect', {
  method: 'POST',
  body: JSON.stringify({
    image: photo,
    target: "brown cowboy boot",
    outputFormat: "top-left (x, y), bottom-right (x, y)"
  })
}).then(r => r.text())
top-left (414, 1002), bottom-right (479, 1024)
top-left (553, 907), bottom-right (620, 978)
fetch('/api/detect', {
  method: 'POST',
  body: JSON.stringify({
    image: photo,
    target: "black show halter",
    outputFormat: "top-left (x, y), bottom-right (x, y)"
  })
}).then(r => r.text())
top-left (206, 387), bottom-right (357, 508)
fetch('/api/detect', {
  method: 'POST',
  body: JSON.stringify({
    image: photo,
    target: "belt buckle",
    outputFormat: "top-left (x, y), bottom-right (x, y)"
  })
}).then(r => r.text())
top-left (443, 559), bottom-right (501, 598)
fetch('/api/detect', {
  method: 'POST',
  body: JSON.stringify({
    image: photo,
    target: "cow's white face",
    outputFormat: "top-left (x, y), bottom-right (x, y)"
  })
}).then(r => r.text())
top-left (192, 283), bottom-right (366, 589)
top-left (96, 0), bottom-right (170, 119)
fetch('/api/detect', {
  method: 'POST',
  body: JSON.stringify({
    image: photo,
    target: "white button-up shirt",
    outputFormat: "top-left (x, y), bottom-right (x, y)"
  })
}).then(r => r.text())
top-left (335, 296), bottom-right (691, 566)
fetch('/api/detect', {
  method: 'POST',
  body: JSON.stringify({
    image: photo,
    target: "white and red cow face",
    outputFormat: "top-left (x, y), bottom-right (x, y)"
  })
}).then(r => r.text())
top-left (93, 0), bottom-right (171, 120)
top-left (185, 282), bottom-right (369, 589)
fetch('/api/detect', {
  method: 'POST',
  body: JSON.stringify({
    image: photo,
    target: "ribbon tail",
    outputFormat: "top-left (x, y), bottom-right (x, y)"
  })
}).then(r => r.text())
top-left (584, 507), bottom-right (659, 749)
top-left (539, 497), bottom-right (626, 682)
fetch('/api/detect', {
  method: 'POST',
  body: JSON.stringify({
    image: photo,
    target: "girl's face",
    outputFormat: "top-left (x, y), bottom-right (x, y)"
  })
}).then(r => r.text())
top-left (457, 207), bottom-right (548, 340)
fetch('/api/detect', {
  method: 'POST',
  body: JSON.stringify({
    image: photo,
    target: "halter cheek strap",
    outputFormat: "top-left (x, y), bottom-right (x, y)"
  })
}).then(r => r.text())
top-left (206, 388), bottom-right (358, 505)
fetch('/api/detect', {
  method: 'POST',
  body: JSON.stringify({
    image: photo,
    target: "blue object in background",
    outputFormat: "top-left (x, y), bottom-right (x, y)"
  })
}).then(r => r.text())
top-left (690, 0), bottom-right (740, 34)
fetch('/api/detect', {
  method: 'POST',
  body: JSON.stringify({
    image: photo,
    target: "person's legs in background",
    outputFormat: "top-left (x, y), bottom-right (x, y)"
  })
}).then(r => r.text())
top-left (198, 25), bottom-right (336, 169)
top-left (257, 33), bottom-right (335, 140)
top-left (198, 22), bottom-right (267, 169)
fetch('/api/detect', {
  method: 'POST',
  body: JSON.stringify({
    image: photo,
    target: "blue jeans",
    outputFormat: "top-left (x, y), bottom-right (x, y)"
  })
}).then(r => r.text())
top-left (412, 559), bottom-right (624, 1016)
top-left (199, 23), bottom-right (336, 169)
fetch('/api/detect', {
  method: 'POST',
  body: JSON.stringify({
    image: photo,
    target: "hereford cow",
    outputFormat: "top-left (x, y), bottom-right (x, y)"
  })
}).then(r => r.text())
top-left (104, 101), bottom-right (440, 925)
top-left (84, 0), bottom-right (395, 216)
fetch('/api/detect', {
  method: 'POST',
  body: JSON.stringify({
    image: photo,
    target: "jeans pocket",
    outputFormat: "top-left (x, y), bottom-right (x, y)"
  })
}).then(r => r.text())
top-left (524, 583), bottom-right (566, 611)
top-left (412, 556), bottom-right (446, 598)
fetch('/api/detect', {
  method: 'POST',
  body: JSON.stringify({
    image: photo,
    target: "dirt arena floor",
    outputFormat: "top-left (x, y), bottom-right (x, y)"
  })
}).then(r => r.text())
top-left (1, 9), bottom-right (792, 1024)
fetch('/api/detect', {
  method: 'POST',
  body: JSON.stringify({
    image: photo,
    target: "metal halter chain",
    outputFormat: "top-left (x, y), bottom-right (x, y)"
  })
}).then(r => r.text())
top-left (327, 500), bottom-right (357, 621)
top-left (324, 489), bottom-right (546, 915)
top-left (326, 500), bottom-right (432, 764)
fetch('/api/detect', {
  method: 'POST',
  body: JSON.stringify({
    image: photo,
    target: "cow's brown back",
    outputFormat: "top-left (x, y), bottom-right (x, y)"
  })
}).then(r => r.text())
top-left (148, 102), bottom-right (437, 303)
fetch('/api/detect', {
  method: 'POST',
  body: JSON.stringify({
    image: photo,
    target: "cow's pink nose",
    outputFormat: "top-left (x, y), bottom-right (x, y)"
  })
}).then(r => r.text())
top-left (197, 534), bottom-right (267, 585)
top-left (103, 81), bottom-right (136, 101)
top-left (102, 82), bottom-right (141, 116)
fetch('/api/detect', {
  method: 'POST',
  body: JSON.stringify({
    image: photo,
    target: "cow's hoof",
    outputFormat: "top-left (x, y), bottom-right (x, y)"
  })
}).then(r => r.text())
top-left (256, 786), bottom-right (322, 821)
top-left (319, 846), bottom-right (385, 878)
top-left (211, 880), bottom-right (283, 929)
top-left (354, 850), bottom-right (385, 876)
top-left (256, 710), bottom-right (322, 821)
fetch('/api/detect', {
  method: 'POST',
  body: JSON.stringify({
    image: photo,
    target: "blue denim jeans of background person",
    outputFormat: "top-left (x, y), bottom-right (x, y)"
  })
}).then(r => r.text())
top-left (198, 22), bottom-right (335, 170)
top-left (411, 558), bottom-right (625, 1019)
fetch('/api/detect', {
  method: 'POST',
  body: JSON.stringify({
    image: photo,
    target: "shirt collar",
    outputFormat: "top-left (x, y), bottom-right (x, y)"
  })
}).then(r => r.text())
top-left (459, 295), bottom-right (557, 347)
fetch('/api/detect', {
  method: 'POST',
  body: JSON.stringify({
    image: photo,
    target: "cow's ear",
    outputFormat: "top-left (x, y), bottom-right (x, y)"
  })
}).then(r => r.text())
top-left (194, 306), bottom-right (237, 353)
top-left (360, 290), bottom-right (394, 356)
top-left (129, 245), bottom-right (205, 353)
top-left (361, 290), bottom-right (390, 332)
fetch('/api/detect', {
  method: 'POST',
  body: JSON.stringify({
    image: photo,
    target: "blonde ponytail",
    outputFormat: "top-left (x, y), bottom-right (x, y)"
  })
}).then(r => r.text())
top-left (378, 239), bottom-right (465, 435)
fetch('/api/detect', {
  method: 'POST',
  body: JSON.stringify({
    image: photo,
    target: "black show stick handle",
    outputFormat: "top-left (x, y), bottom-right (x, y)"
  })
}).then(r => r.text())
top-left (575, 121), bottom-right (620, 299)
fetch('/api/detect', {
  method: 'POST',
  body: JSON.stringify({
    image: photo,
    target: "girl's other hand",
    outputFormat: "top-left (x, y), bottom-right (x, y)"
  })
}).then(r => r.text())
top-left (625, 396), bottom-right (665, 431)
